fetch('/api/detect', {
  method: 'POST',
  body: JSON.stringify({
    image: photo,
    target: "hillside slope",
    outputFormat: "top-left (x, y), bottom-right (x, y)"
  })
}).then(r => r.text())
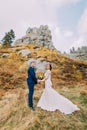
top-left (0, 44), bottom-right (87, 130)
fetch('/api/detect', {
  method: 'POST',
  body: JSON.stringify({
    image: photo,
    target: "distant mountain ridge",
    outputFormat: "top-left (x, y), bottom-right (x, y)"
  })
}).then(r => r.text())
top-left (69, 46), bottom-right (87, 61)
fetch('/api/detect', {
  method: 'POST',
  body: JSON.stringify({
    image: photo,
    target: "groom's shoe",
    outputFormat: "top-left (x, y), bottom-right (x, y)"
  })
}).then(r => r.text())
top-left (29, 106), bottom-right (35, 111)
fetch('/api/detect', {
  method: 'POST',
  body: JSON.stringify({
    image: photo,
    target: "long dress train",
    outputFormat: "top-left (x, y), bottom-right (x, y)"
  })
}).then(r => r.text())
top-left (37, 70), bottom-right (80, 114)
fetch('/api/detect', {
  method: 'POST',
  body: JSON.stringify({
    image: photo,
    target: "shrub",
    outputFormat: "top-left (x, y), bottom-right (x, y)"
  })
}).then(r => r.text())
top-left (74, 70), bottom-right (83, 80)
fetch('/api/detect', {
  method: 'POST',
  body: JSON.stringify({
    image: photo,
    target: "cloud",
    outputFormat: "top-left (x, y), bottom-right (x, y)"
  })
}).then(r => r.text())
top-left (50, 25), bottom-right (62, 50)
top-left (0, 0), bottom-right (58, 39)
top-left (49, 25), bottom-right (74, 52)
top-left (78, 7), bottom-right (87, 34)
top-left (70, 36), bottom-right (87, 49)
top-left (44, 0), bottom-right (80, 8)
top-left (0, 0), bottom-right (82, 53)
top-left (71, 6), bottom-right (87, 51)
top-left (63, 30), bottom-right (73, 37)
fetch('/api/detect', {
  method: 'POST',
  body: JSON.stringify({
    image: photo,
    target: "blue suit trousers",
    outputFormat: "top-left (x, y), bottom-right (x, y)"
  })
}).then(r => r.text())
top-left (27, 82), bottom-right (34, 107)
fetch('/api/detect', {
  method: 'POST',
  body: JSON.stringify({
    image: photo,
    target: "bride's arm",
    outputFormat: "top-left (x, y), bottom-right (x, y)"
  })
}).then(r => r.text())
top-left (41, 77), bottom-right (47, 82)
top-left (41, 71), bottom-right (50, 82)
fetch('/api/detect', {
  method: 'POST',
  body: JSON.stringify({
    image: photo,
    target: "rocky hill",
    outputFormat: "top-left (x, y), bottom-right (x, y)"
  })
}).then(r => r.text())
top-left (0, 44), bottom-right (87, 130)
top-left (69, 46), bottom-right (87, 61)
top-left (15, 25), bottom-right (55, 50)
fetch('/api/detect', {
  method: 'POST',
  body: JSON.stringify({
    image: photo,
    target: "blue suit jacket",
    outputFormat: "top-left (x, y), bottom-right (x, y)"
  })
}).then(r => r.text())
top-left (27, 67), bottom-right (37, 85)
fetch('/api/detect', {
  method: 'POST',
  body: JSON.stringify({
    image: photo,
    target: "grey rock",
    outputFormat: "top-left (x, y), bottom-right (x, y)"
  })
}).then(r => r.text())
top-left (18, 49), bottom-right (31, 57)
top-left (26, 58), bottom-right (49, 72)
top-left (69, 46), bottom-right (87, 61)
top-left (15, 25), bottom-right (55, 50)
top-left (27, 58), bottom-right (36, 66)
top-left (1, 53), bottom-right (9, 58)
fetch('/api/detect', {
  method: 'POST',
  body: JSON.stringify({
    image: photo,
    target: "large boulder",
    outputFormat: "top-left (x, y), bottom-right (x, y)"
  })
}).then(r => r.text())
top-left (19, 58), bottom-right (49, 72)
top-left (27, 58), bottom-right (49, 72)
top-left (18, 49), bottom-right (31, 57)
top-left (1, 53), bottom-right (9, 58)
top-left (15, 25), bottom-right (55, 50)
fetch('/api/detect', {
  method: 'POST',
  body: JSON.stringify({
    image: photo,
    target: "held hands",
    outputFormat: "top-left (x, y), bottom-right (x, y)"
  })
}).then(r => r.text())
top-left (37, 79), bottom-right (44, 83)
top-left (37, 79), bottom-right (41, 83)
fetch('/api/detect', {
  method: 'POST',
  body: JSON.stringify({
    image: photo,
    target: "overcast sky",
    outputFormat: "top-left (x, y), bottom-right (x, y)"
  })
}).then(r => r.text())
top-left (0, 0), bottom-right (87, 52)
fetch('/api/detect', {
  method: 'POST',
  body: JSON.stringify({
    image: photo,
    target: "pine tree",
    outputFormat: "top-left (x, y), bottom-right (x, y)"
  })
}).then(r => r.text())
top-left (2, 29), bottom-right (15, 46)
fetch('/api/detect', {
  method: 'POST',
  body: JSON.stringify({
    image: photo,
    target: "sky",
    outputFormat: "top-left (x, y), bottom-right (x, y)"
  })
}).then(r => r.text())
top-left (0, 0), bottom-right (87, 53)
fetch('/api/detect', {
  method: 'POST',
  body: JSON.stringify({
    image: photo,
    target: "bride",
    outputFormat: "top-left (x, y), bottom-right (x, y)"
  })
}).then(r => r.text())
top-left (37, 64), bottom-right (80, 114)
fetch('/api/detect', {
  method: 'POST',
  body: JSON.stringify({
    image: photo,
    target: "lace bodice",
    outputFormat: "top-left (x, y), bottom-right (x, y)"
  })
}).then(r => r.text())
top-left (44, 70), bottom-right (52, 88)
top-left (45, 70), bottom-right (51, 80)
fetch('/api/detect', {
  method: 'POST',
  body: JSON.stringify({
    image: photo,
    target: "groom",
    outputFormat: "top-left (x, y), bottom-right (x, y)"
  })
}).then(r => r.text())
top-left (27, 61), bottom-right (39, 111)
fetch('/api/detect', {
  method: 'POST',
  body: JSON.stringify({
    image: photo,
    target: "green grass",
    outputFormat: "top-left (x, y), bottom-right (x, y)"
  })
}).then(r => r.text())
top-left (79, 95), bottom-right (87, 105)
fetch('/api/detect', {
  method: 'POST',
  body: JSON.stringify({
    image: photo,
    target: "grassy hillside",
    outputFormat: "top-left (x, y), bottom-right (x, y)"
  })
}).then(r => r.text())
top-left (0, 44), bottom-right (87, 130)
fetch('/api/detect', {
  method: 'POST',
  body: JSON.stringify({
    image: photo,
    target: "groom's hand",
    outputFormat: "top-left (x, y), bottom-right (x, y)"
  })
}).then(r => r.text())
top-left (37, 80), bottom-right (40, 83)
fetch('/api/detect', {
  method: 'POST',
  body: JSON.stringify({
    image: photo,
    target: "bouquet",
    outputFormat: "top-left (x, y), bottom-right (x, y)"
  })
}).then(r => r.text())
top-left (37, 72), bottom-right (44, 80)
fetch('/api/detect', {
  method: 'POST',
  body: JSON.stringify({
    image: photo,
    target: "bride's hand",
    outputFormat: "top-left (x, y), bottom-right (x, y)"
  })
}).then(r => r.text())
top-left (41, 79), bottom-right (45, 82)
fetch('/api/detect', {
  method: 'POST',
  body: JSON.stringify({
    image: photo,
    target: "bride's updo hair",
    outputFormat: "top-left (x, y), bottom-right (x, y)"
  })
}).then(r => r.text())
top-left (49, 64), bottom-right (52, 70)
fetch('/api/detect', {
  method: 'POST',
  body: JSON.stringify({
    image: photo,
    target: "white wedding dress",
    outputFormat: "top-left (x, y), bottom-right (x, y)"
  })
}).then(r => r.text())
top-left (37, 70), bottom-right (80, 114)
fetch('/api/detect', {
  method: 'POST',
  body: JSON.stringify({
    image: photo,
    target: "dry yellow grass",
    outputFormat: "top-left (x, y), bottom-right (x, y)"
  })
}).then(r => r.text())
top-left (0, 85), bottom-right (87, 130)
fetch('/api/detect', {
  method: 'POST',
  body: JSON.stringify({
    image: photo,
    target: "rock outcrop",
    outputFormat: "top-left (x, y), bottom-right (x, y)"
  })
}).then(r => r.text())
top-left (19, 58), bottom-right (49, 73)
top-left (18, 49), bottom-right (31, 57)
top-left (27, 58), bottom-right (49, 72)
top-left (15, 25), bottom-right (55, 50)
top-left (69, 46), bottom-right (87, 61)
top-left (1, 53), bottom-right (9, 58)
